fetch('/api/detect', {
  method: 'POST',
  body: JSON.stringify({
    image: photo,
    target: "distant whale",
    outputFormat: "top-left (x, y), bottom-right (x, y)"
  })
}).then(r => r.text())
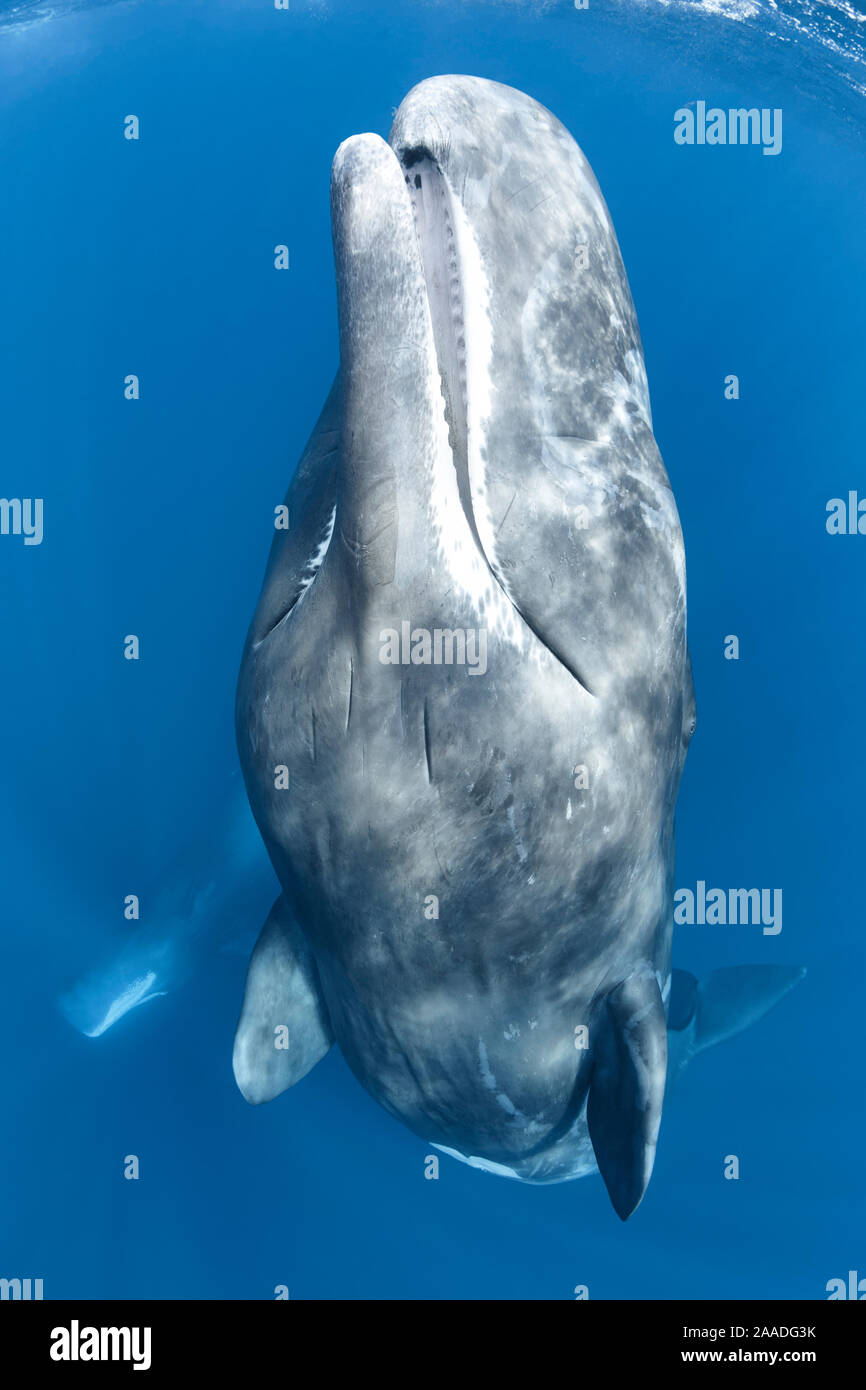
top-left (233, 73), bottom-right (698, 1219)
top-left (58, 782), bottom-right (276, 1039)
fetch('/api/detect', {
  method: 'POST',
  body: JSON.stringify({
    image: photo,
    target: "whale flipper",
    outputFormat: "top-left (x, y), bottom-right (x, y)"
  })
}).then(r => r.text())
top-left (232, 897), bottom-right (334, 1104)
top-left (587, 973), bottom-right (668, 1221)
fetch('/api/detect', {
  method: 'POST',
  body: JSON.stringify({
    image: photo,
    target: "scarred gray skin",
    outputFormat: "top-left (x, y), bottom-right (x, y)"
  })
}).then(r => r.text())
top-left (234, 76), bottom-right (696, 1217)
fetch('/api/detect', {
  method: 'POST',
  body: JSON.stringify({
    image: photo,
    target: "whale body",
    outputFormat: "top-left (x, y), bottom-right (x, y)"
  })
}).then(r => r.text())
top-left (51, 85), bottom-right (804, 1213)
top-left (232, 74), bottom-right (704, 1219)
top-left (57, 785), bottom-right (804, 1114)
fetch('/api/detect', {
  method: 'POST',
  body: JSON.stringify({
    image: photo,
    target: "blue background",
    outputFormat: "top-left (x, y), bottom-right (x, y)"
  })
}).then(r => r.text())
top-left (1, 0), bottom-right (864, 1299)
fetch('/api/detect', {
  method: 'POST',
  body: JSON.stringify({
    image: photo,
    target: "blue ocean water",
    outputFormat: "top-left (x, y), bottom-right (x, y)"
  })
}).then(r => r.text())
top-left (1, 0), bottom-right (864, 1300)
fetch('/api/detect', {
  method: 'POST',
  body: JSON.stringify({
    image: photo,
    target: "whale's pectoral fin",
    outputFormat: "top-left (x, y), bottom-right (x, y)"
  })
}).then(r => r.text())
top-left (693, 964), bottom-right (806, 1054)
top-left (233, 896), bottom-right (334, 1105)
top-left (587, 973), bottom-right (668, 1221)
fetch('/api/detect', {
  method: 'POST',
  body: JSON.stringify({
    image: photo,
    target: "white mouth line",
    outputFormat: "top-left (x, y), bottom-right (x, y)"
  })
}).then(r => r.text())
top-left (401, 150), bottom-right (522, 640)
top-left (399, 146), bottom-right (596, 697)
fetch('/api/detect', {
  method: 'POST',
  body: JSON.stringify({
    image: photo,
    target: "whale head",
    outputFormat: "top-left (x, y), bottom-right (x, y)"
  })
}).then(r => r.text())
top-left (236, 76), bottom-right (694, 1217)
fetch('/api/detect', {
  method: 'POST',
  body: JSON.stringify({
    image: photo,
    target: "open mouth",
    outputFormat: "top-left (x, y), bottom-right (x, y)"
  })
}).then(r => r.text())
top-left (399, 145), bottom-right (596, 698)
top-left (398, 147), bottom-right (490, 572)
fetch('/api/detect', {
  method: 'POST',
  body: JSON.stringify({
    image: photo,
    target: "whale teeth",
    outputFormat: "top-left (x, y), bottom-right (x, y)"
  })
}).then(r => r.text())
top-left (587, 972), bottom-right (667, 1220)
